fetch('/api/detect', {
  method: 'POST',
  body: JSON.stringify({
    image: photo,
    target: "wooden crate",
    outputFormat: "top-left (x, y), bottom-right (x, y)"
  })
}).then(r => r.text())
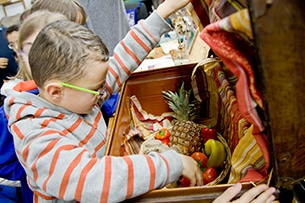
top-left (105, 63), bottom-right (253, 202)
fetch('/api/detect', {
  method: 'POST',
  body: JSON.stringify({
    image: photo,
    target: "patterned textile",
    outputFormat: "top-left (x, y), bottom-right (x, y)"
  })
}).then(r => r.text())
top-left (123, 95), bottom-right (173, 155)
top-left (190, 0), bottom-right (248, 28)
top-left (200, 9), bottom-right (270, 182)
top-left (190, 0), bottom-right (210, 28)
top-left (229, 125), bottom-right (266, 182)
top-left (201, 9), bottom-right (264, 135)
top-left (205, 62), bottom-right (249, 152)
top-left (209, 0), bottom-right (247, 23)
top-left (204, 57), bottom-right (269, 183)
top-left (130, 95), bottom-right (173, 132)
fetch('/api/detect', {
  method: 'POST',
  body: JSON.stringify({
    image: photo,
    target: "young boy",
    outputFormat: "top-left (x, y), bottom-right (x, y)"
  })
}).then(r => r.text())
top-left (4, 0), bottom-right (203, 202)
top-left (0, 11), bottom-right (69, 203)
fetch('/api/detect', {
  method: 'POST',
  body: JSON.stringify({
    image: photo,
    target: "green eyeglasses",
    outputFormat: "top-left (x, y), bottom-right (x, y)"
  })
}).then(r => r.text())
top-left (59, 82), bottom-right (107, 100)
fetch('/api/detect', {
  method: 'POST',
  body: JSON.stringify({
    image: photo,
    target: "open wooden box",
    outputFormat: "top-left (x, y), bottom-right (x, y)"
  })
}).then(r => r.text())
top-left (106, 0), bottom-right (305, 200)
top-left (105, 63), bottom-right (253, 202)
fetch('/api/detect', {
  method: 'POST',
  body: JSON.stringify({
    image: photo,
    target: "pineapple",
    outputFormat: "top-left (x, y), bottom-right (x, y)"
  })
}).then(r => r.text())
top-left (162, 82), bottom-right (202, 156)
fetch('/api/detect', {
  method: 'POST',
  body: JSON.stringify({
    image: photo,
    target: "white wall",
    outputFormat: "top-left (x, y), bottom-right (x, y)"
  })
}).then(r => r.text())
top-left (0, 0), bottom-right (32, 19)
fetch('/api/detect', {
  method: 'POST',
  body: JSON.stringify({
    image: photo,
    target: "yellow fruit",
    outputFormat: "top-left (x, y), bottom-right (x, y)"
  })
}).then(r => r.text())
top-left (205, 139), bottom-right (226, 168)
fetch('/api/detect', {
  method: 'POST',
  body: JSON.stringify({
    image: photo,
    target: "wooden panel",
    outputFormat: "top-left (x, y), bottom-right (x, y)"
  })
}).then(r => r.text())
top-left (123, 183), bottom-right (253, 203)
top-left (248, 0), bottom-right (305, 189)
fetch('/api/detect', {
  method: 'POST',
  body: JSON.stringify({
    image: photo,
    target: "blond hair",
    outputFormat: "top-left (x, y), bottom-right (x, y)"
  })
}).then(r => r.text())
top-left (29, 20), bottom-right (109, 88)
top-left (30, 0), bottom-right (86, 25)
top-left (14, 10), bottom-right (68, 81)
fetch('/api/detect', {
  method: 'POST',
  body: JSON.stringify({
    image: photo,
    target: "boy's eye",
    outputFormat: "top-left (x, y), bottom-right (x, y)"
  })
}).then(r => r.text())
top-left (99, 81), bottom-right (106, 90)
top-left (92, 81), bottom-right (106, 92)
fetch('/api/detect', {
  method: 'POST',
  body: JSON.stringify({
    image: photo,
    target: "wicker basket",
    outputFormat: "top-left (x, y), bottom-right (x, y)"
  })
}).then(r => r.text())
top-left (205, 132), bottom-right (231, 186)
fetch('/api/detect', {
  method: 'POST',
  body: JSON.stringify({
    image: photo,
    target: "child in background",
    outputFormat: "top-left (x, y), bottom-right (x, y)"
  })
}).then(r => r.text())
top-left (29, 0), bottom-right (119, 122)
top-left (30, 0), bottom-right (86, 25)
top-left (4, 0), bottom-right (204, 202)
top-left (0, 26), bottom-right (18, 90)
top-left (6, 24), bottom-right (19, 57)
top-left (0, 11), bottom-right (68, 203)
top-left (1, 11), bottom-right (69, 95)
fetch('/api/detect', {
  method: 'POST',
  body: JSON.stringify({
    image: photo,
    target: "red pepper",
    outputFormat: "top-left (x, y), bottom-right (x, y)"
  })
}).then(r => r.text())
top-left (155, 128), bottom-right (170, 140)
top-left (161, 138), bottom-right (170, 146)
top-left (201, 125), bottom-right (216, 143)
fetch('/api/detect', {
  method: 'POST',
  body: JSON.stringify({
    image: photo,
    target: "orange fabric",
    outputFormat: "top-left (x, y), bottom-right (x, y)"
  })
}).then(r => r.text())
top-left (12, 80), bottom-right (37, 92)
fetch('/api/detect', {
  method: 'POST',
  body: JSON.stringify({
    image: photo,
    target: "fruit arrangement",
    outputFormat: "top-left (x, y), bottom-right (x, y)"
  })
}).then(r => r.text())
top-left (159, 82), bottom-right (229, 187)
top-left (177, 129), bottom-right (227, 187)
top-left (155, 125), bottom-right (228, 187)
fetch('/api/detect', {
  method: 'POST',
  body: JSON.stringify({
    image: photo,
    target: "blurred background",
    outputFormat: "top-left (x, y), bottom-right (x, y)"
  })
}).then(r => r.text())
top-left (0, 0), bottom-right (31, 19)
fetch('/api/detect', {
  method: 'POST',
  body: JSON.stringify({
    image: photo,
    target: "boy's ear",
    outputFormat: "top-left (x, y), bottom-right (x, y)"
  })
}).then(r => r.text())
top-left (44, 83), bottom-right (64, 100)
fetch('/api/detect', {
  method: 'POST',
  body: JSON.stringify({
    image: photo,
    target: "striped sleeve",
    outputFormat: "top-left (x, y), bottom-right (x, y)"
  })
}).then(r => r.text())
top-left (7, 96), bottom-right (182, 202)
top-left (106, 11), bottom-right (172, 95)
top-left (15, 126), bottom-right (182, 202)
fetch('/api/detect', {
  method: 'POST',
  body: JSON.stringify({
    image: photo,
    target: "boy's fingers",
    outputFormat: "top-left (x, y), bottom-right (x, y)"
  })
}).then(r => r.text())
top-left (196, 168), bottom-right (203, 186)
top-left (251, 187), bottom-right (276, 203)
top-left (188, 168), bottom-right (201, 186)
top-left (213, 183), bottom-right (242, 203)
top-left (237, 184), bottom-right (275, 203)
top-left (237, 184), bottom-right (269, 203)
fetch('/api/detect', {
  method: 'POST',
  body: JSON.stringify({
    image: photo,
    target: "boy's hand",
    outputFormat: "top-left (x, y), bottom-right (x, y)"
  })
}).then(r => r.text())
top-left (213, 183), bottom-right (276, 203)
top-left (156, 0), bottom-right (190, 19)
top-left (179, 154), bottom-right (203, 186)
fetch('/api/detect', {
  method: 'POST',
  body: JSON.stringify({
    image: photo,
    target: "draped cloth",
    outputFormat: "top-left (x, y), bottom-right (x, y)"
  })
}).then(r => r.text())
top-left (190, 0), bottom-right (248, 28)
top-left (123, 96), bottom-right (173, 155)
top-left (198, 8), bottom-right (270, 183)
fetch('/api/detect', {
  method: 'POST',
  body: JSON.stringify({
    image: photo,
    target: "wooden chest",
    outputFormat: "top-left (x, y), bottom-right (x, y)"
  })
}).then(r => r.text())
top-left (105, 0), bottom-right (305, 201)
top-left (105, 63), bottom-right (253, 202)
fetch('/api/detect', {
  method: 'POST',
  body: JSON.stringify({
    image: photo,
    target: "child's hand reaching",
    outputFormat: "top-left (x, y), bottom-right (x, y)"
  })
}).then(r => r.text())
top-left (179, 154), bottom-right (203, 186)
top-left (156, 0), bottom-right (190, 19)
top-left (213, 183), bottom-right (276, 203)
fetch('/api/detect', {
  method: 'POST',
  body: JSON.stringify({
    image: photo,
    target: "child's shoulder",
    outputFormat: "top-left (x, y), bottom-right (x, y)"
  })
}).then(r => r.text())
top-left (1, 78), bottom-right (23, 96)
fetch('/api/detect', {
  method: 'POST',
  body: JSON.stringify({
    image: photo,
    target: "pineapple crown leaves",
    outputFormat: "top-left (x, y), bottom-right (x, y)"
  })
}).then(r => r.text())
top-left (162, 82), bottom-right (200, 121)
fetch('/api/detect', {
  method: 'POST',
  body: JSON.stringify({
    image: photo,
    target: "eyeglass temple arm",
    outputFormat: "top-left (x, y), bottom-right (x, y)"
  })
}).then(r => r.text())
top-left (58, 82), bottom-right (99, 95)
